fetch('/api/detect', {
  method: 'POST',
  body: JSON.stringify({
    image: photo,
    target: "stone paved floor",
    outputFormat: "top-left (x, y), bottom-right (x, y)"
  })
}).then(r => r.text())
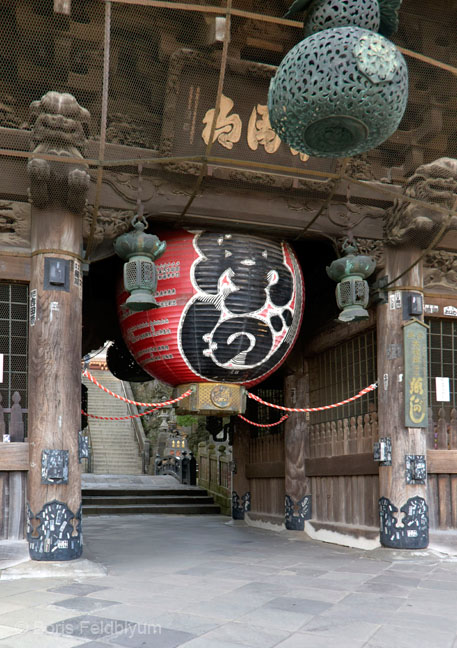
top-left (2, 515), bottom-right (457, 647)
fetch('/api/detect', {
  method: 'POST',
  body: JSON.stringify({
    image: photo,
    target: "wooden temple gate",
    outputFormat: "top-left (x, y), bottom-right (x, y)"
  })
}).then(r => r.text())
top-left (233, 317), bottom-right (457, 542)
top-left (3, 0), bottom-right (457, 557)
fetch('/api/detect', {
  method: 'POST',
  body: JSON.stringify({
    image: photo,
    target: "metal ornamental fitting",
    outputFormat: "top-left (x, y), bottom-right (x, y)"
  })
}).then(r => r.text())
top-left (113, 214), bottom-right (167, 312)
top-left (268, 27), bottom-right (408, 158)
top-left (326, 238), bottom-right (376, 322)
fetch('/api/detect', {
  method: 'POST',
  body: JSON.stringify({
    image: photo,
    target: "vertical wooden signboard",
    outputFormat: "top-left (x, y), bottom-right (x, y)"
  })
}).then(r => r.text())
top-left (404, 319), bottom-right (428, 428)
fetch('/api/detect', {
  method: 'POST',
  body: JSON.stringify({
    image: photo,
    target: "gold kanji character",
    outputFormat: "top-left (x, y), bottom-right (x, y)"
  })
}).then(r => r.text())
top-left (202, 94), bottom-right (242, 150)
top-left (410, 376), bottom-right (424, 395)
top-left (247, 104), bottom-right (281, 154)
top-left (290, 146), bottom-right (310, 163)
top-left (409, 394), bottom-right (425, 424)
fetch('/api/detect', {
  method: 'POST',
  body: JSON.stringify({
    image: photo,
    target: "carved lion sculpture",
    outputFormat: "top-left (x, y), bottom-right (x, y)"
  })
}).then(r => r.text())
top-left (384, 157), bottom-right (457, 247)
top-left (27, 92), bottom-right (91, 213)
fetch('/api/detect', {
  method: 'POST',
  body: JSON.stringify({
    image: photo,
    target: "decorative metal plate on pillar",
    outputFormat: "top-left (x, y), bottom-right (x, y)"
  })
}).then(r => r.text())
top-left (405, 455), bottom-right (427, 485)
top-left (268, 27), bottom-right (408, 158)
top-left (379, 496), bottom-right (428, 549)
top-left (232, 491), bottom-right (251, 520)
top-left (27, 501), bottom-right (82, 561)
top-left (285, 494), bottom-right (312, 530)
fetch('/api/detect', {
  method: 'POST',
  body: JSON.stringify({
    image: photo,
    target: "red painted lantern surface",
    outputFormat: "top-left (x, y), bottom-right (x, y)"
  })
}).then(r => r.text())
top-left (117, 230), bottom-right (304, 388)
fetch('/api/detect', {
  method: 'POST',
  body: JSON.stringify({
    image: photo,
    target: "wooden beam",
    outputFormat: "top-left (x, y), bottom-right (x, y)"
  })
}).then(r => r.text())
top-left (0, 443), bottom-right (29, 471)
top-left (245, 461), bottom-right (285, 480)
top-left (0, 127), bottom-right (392, 243)
top-left (0, 254), bottom-right (31, 282)
top-left (304, 313), bottom-right (376, 356)
top-left (427, 450), bottom-right (457, 474)
top-left (305, 453), bottom-right (378, 477)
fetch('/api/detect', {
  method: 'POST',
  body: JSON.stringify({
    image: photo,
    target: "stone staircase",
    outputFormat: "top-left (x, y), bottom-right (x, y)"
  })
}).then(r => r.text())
top-left (82, 370), bottom-right (143, 475)
top-left (82, 487), bottom-right (221, 515)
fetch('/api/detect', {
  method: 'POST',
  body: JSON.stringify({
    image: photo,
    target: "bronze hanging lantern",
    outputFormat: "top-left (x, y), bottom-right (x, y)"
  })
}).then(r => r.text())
top-left (326, 239), bottom-right (376, 322)
top-left (268, 26), bottom-right (408, 158)
top-left (114, 214), bottom-right (166, 312)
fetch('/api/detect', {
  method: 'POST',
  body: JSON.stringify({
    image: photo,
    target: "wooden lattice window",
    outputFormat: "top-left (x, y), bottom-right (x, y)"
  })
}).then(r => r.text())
top-left (246, 387), bottom-right (285, 437)
top-left (308, 329), bottom-right (377, 424)
top-left (427, 318), bottom-right (457, 418)
top-left (0, 282), bottom-right (28, 434)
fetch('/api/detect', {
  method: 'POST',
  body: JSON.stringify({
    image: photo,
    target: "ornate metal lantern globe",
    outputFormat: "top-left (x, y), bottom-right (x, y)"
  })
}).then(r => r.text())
top-left (326, 239), bottom-right (376, 322)
top-left (114, 215), bottom-right (166, 312)
top-left (303, 0), bottom-right (380, 37)
top-left (268, 27), bottom-right (408, 158)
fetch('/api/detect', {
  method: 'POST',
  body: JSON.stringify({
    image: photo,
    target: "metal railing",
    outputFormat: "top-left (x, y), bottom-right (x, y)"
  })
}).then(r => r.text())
top-left (155, 451), bottom-right (197, 485)
top-left (121, 380), bottom-right (150, 474)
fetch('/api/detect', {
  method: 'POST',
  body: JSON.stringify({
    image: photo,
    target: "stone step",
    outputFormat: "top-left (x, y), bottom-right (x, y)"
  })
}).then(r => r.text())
top-left (81, 484), bottom-right (219, 515)
top-left (82, 503), bottom-right (221, 515)
top-left (82, 495), bottom-right (214, 506)
top-left (83, 488), bottom-right (207, 496)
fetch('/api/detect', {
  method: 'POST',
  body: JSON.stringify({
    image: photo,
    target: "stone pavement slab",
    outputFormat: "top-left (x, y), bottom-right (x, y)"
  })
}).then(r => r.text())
top-left (2, 515), bottom-right (457, 647)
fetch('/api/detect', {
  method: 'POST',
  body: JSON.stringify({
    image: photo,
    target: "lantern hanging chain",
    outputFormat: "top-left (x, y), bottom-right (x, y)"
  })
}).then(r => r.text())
top-left (295, 158), bottom-right (349, 240)
top-left (132, 163), bottom-right (148, 228)
top-left (81, 407), bottom-right (159, 421)
top-left (84, 0), bottom-right (111, 262)
top-left (238, 414), bottom-right (289, 427)
top-left (246, 382), bottom-right (378, 413)
top-left (82, 369), bottom-right (193, 407)
top-left (175, 0), bottom-right (232, 226)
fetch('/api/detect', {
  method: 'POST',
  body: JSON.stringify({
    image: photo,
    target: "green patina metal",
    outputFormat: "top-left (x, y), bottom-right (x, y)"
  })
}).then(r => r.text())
top-left (326, 239), bottom-right (376, 322)
top-left (268, 26), bottom-right (408, 158)
top-left (114, 215), bottom-right (166, 312)
top-left (303, 0), bottom-right (380, 37)
top-left (404, 319), bottom-right (429, 428)
top-left (283, 0), bottom-right (402, 38)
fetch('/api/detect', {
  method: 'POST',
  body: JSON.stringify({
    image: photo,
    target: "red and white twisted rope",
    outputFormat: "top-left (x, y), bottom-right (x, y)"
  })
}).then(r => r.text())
top-left (81, 407), bottom-right (158, 421)
top-left (82, 369), bottom-right (192, 407)
top-left (238, 414), bottom-right (289, 427)
top-left (246, 383), bottom-right (378, 413)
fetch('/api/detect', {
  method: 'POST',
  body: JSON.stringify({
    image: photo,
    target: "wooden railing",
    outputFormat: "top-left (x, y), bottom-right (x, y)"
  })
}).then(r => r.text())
top-left (246, 432), bottom-right (285, 523)
top-left (427, 407), bottom-right (457, 529)
top-left (0, 391), bottom-right (28, 539)
top-left (0, 391), bottom-right (27, 442)
top-left (306, 410), bottom-right (379, 532)
top-left (197, 441), bottom-right (231, 515)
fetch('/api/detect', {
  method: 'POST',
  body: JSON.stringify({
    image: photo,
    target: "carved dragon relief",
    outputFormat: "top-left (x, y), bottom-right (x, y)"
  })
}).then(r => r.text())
top-left (384, 157), bottom-right (457, 247)
top-left (27, 92), bottom-right (91, 214)
top-left (0, 201), bottom-right (31, 247)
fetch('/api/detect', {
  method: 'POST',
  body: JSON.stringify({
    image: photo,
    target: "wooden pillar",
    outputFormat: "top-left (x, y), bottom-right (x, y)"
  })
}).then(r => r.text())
top-left (284, 370), bottom-right (311, 530)
top-left (231, 418), bottom-right (251, 519)
top-left (26, 92), bottom-right (90, 560)
top-left (377, 245), bottom-right (429, 549)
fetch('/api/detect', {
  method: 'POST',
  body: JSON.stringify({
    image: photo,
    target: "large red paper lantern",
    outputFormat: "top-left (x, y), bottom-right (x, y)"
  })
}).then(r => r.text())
top-left (117, 230), bottom-right (304, 390)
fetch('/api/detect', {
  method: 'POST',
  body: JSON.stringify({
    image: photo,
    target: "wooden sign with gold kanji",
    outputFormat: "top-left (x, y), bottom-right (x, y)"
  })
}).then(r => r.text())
top-left (404, 319), bottom-right (429, 428)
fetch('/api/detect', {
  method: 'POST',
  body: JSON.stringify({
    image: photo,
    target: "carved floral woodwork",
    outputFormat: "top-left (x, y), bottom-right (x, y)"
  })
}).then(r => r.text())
top-left (337, 237), bottom-right (385, 269)
top-left (27, 92), bottom-right (90, 213)
top-left (384, 157), bottom-right (457, 247)
top-left (82, 206), bottom-right (134, 246)
top-left (424, 250), bottom-right (457, 293)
